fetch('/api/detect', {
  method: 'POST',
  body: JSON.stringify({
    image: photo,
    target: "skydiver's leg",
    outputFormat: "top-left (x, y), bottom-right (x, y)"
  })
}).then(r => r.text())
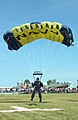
top-left (38, 89), bottom-right (42, 102)
top-left (31, 88), bottom-right (36, 101)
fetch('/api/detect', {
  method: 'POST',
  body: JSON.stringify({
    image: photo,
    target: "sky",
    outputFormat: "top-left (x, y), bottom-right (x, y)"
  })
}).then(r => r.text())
top-left (0, 0), bottom-right (78, 87)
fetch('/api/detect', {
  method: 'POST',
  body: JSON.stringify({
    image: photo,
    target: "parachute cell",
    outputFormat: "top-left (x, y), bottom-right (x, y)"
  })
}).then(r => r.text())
top-left (3, 21), bottom-right (74, 50)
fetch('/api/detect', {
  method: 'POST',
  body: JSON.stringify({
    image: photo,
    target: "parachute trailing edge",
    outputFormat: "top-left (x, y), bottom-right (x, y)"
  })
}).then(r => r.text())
top-left (3, 21), bottom-right (74, 50)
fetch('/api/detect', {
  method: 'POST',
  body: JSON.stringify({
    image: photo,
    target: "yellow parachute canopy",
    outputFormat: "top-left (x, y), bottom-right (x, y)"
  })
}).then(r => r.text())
top-left (3, 21), bottom-right (74, 50)
top-left (11, 21), bottom-right (64, 45)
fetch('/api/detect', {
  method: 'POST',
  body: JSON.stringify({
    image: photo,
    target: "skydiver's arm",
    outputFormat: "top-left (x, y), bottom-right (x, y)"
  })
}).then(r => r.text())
top-left (31, 83), bottom-right (34, 87)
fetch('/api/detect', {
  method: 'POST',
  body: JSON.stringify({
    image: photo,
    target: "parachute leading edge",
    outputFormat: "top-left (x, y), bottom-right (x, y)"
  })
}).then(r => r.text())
top-left (3, 21), bottom-right (74, 50)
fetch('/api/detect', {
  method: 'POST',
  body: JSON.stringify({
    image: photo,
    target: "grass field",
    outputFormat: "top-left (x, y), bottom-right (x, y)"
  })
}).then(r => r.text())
top-left (0, 93), bottom-right (78, 120)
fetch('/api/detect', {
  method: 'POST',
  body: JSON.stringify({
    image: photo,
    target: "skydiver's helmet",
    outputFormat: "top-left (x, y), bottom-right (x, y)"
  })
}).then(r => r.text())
top-left (60, 25), bottom-right (74, 47)
top-left (3, 31), bottom-right (22, 50)
top-left (36, 77), bottom-right (39, 81)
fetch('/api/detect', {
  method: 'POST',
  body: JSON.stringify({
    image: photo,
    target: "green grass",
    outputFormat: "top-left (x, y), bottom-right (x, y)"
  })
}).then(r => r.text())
top-left (0, 93), bottom-right (78, 120)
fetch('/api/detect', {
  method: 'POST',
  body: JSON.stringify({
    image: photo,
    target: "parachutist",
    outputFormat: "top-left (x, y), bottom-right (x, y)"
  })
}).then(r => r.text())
top-left (31, 77), bottom-right (43, 102)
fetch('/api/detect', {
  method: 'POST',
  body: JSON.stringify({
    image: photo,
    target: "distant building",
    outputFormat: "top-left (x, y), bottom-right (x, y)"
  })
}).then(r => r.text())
top-left (51, 79), bottom-right (57, 84)
top-left (48, 79), bottom-right (71, 88)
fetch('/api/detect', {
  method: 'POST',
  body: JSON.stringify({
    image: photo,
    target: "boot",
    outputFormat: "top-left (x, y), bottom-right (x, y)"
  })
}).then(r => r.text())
top-left (40, 98), bottom-right (42, 102)
top-left (31, 98), bottom-right (33, 101)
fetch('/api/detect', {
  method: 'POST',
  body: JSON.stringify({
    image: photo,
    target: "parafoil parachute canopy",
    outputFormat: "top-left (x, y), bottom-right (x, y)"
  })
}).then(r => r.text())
top-left (3, 21), bottom-right (74, 50)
